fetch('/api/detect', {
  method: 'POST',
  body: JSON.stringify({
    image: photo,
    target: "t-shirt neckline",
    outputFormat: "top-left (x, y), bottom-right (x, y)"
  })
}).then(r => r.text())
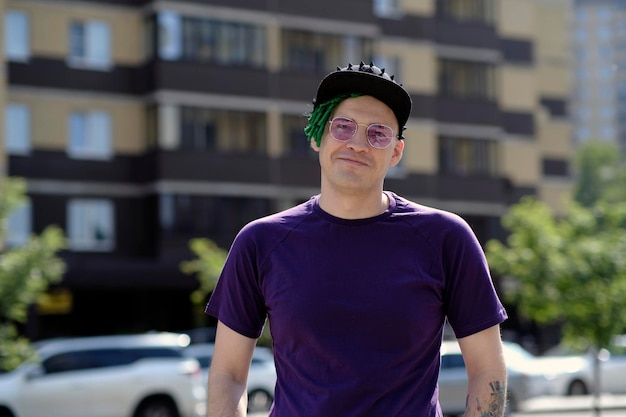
top-left (312, 191), bottom-right (396, 225)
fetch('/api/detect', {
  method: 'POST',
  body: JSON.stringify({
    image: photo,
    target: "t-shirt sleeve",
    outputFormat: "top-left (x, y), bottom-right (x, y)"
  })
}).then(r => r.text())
top-left (441, 215), bottom-right (507, 338)
top-left (204, 225), bottom-right (268, 339)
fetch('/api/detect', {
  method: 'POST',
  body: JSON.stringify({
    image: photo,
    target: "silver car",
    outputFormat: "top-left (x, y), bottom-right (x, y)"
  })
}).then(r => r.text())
top-left (0, 332), bottom-right (206, 417)
top-left (184, 343), bottom-right (277, 413)
top-left (438, 340), bottom-right (552, 416)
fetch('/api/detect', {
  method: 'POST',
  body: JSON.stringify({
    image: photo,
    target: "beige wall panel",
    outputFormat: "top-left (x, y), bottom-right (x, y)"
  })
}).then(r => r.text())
top-left (14, 1), bottom-right (143, 65)
top-left (538, 120), bottom-right (572, 158)
top-left (499, 140), bottom-right (540, 185)
top-left (9, 93), bottom-right (145, 154)
top-left (535, 4), bottom-right (572, 61)
top-left (402, 123), bottom-right (437, 173)
top-left (266, 23), bottom-right (281, 72)
top-left (539, 181), bottom-right (571, 215)
top-left (378, 42), bottom-right (436, 93)
top-left (499, 66), bottom-right (536, 111)
top-left (400, 0), bottom-right (434, 16)
top-left (112, 103), bottom-right (145, 154)
top-left (498, 0), bottom-right (535, 39)
top-left (537, 65), bottom-right (571, 97)
top-left (266, 109), bottom-right (282, 157)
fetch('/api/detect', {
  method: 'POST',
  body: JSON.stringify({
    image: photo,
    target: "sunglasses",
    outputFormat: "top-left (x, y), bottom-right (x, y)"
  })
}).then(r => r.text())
top-left (328, 117), bottom-right (396, 149)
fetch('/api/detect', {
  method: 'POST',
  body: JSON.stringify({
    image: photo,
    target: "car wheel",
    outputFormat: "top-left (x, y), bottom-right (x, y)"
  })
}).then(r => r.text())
top-left (0, 407), bottom-right (15, 417)
top-left (247, 389), bottom-right (273, 412)
top-left (135, 398), bottom-right (179, 417)
top-left (568, 380), bottom-right (588, 396)
top-left (506, 392), bottom-right (517, 414)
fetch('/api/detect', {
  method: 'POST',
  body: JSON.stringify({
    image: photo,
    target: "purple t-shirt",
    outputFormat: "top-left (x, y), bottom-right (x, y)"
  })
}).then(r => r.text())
top-left (206, 192), bottom-right (507, 417)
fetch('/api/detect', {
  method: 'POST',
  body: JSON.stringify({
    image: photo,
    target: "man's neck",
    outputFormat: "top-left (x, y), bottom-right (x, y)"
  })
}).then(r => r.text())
top-left (318, 188), bottom-right (389, 220)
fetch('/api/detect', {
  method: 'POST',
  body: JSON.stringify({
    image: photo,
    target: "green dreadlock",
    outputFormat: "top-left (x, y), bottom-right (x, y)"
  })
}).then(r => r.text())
top-left (304, 93), bottom-right (362, 147)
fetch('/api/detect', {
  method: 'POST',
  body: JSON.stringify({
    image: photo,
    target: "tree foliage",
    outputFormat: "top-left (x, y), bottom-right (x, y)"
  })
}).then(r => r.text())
top-left (573, 142), bottom-right (626, 207)
top-left (486, 198), bottom-right (626, 350)
top-left (0, 177), bottom-right (66, 371)
top-left (180, 238), bottom-right (228, 306)
top-left (486, 142), bottom-right (626, 352)
top-left (180, 238), bottom-right (273, 346)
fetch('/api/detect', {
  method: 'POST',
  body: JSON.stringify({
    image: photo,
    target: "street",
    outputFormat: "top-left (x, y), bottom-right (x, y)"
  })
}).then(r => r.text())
top-left (249, 394), bottom-right (626, 417)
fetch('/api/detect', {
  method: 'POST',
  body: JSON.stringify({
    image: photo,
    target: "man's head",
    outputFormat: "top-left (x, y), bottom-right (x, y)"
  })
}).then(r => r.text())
top-left (304, 62), bottom-right (412, 147)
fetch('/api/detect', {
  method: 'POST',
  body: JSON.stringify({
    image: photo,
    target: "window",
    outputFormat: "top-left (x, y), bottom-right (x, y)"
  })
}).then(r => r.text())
top-left (5, 200), bottom-right (31, 247)
top-left (5, 103), bottom-right (31, 155)
top-left (596, 6), bottom-right (612, 21)
top-left (372, 55), bottom-right (401, 81)
top-left (180, 107), bottom-right (266, 153)
top-left (439, 59), bottom-right (495, 100)
top-left (161, 195), bottom-right (270, 246)
top-left (439, 136), bottom-right (498, 176)
top-left (436, 0), bottom-right (494, 24)
top-left (282, 30), bottom-right (373, 74)
top-left (283, 115), bottom-right (312, 156)
top-left (158, 11), bottom-right (182, 60)
top-left (68, 20), bottom-right (111, 69)
top-left (373, 0), bottom-right (401, 18)
top-left (576, 107), bottom-right (590, 122)
top-left (173, 17), bottom-right (266, 67)
top-left (67, 199), bottom-right (115, 251)
top-left (575, 126), bottom-right (591, 142)
top-left (68, 111), bottom-right (112, 159)
top-left (597, 26), bottom-right (612, 42)
top-left (4, 10), bottom-right (29, 61)
top-left (600, 125), bottom-right (616, 141)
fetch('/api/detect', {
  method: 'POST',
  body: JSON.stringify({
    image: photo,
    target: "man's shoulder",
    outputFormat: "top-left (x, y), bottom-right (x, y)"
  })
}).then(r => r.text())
top-left (241, 197), bottom-right (315, 235)
top-left (391, 193), bottom-right (465, 225)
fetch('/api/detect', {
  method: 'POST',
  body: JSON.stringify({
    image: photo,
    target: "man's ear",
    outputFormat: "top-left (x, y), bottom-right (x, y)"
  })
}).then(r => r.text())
top-left (390, 139), bottom-right (404, 167)
top-left (310, 139), bottom-right (321, 152)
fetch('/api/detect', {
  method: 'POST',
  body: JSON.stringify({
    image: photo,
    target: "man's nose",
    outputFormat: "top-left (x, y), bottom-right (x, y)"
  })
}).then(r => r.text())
top-left (346, 125), bottom-right (369, 150)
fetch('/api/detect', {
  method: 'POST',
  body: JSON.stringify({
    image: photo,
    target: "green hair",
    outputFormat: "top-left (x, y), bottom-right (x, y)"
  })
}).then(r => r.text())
top-left (304, 93), bottom-right (361, 147)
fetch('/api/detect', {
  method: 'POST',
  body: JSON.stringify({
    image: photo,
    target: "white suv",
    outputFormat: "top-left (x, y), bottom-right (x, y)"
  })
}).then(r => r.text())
top-left (0, 332), bottom-right (206, 417)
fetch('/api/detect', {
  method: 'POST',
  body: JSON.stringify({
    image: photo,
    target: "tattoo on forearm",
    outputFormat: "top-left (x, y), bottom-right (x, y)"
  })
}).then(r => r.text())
top-left (464, 380), bottom-right (506, 417)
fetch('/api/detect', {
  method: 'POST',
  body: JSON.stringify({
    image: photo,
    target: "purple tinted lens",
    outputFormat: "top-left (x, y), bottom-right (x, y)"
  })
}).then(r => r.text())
top-left (330, 118), bottom-right (356, 141)
top-left (367, 124), bottom-right (393, 148)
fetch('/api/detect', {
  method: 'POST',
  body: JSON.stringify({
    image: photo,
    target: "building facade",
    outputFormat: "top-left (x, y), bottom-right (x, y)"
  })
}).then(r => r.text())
top-left (2, 0), bottom-right (572, 339)
top-left (572, 0), bottom-right (626, 155)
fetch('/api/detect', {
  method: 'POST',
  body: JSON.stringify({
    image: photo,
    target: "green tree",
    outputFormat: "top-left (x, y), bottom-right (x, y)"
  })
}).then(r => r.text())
top-left (0, 177), bottom-right (66, 371)
top-left (180, 238), bottom-right (228, 308)
top-left (180, 238), bottom-right (273, 346)
top-left (486, 198), bottom-right (626, 415)
top-left (573, 142), bottom-right (626, 206)
top-left (486, 198), bottom-right (626, 350)
top-left (486, 143), bottom-right (626, 415)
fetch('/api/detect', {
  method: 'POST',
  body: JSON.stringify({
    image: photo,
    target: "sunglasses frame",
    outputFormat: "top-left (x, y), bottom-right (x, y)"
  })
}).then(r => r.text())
top-left (327, 117), bottom-right (396, 149)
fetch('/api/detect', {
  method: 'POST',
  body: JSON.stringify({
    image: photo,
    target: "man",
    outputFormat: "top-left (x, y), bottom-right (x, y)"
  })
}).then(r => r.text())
top-left (205, 62), bottom-right (508, 417)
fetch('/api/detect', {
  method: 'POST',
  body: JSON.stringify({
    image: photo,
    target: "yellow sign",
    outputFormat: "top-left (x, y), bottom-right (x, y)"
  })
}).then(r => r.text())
top-left (37, 289), bottom-right (72, 315)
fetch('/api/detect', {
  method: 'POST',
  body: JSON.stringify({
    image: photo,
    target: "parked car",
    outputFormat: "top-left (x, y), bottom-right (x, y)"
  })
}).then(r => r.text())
top-left (538, 335), bottom-right (626, 396)
top-left (184, 343), bottom-right (276, 412)
top-left (438, 340), bottom-right (553, 416)
top-left (0, 332), bottom-right (206, 417)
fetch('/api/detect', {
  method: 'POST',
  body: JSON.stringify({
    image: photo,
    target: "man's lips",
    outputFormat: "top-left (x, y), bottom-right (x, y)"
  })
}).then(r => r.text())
top-left (335, 154), bottom-right (369, 166)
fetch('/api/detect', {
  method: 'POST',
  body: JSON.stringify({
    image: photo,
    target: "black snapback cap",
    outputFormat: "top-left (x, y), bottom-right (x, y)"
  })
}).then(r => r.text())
top-left (313, 62), bottom-right (412, 132)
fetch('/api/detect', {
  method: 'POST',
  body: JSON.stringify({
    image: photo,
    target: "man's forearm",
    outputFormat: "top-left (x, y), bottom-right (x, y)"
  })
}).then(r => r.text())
top-left (463, 377), bottom-right (507, 417)
top-left (207, 372), bottom-right (248, 417)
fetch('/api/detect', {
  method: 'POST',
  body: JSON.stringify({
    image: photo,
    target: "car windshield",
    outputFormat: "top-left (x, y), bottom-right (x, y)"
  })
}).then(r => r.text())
top-left (503, 343), bottom-right (536, 364)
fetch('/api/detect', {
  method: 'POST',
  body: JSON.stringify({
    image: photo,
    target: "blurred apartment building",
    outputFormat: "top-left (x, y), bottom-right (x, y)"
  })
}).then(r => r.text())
top-left (1, 0), bottom-right (573, 339)
top-left (572, 0), bottom-right (626, 155)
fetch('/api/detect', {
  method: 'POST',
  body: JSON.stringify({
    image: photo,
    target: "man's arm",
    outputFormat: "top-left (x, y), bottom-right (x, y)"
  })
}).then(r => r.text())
top-left (458, 324), bottom-right (508, 417)
top-left (207, 321), bottom-right (257, 417)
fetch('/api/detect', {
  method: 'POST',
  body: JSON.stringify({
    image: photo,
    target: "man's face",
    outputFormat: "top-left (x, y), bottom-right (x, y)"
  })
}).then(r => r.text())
top-left (311, 95), bottom-right (404, 194)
